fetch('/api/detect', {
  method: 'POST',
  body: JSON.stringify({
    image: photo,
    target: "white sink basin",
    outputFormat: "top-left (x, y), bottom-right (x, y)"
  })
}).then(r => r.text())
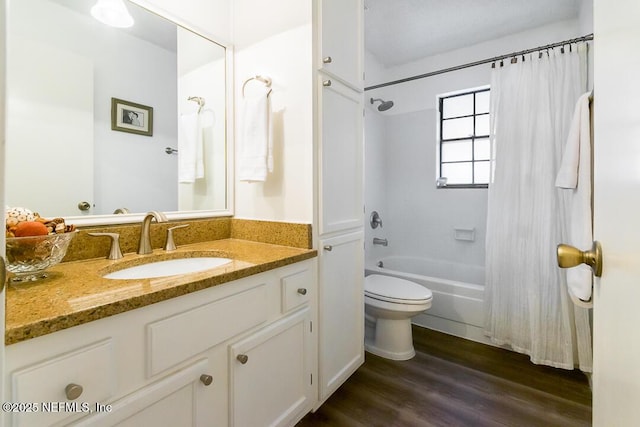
top-left (103, 257), bottom-right (232, 280)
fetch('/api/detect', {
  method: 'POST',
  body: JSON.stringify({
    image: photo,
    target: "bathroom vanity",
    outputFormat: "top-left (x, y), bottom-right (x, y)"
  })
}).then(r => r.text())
top-left (4, 238), bottom-right (317, 426)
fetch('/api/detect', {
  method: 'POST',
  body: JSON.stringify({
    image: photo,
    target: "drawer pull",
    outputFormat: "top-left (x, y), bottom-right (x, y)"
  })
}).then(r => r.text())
top-left (323, 56), bottom-right (333, 64)
top-left (200, 374), bottom-right (213, 386)
top-left (323, 245), bottom-right (333, 251)
top-left (65, 383), bottom-right (83, 400)
top-left (297, 288), bottom-right (307, 295)
top-left (236, 354), bottom-right (249, 364)
top-left (323, 80), bottom-right (332, 87)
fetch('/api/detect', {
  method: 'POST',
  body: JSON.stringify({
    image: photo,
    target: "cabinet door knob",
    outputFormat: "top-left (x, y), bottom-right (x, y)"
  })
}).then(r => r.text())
top-left (65, 383), bottom-right (83, 400)
top-left (323, 80), bottom-right (332, 87)
top-left (323, 56), bottom-right (333, 64)
top-left (297, 288), bottom-right (307, 295)
top-left (236, 354), bottom-right (249, 364)
top-left (200, 374), bottom-right (213, 386)
top-left (323, 245), bottom-right (333, 251)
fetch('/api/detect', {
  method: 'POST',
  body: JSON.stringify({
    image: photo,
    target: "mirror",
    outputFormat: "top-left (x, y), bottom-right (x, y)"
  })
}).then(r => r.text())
top-left (5, 0), bottom-right (229, 224)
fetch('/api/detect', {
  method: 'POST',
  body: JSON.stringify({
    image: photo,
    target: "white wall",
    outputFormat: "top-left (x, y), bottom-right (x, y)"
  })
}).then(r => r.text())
top-left (367, 19), bottom-right (582, 114)
top-left (92, 25), bottom-right (177, 214)
top-left (579, 0), bottom-right (595, 89)
top-left (177, 28), bottom-right (227, 212)
top-left (132, 0), bottom-right (232, 45)
top-left (364, 103), bottom-right (388, 264)
top-left (579, 0), bottom-right (594, 36)
top-left (232, 0), bottom-right (313, 223)
top-left (364, 50), bottom-right (388, 263)
top-left (364, 19), bottom-right (590, 269)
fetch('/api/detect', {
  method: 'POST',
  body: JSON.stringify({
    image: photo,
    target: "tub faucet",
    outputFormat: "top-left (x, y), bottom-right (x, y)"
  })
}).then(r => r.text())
top-left (138, 211), bottom-right (168, 255)
top-left (373, 237), bottom-right (388, 246)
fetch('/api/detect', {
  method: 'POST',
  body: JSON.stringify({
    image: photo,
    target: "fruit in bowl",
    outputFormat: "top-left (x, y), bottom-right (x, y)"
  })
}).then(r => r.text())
top-left (5, 207), bottom-right (76, 282)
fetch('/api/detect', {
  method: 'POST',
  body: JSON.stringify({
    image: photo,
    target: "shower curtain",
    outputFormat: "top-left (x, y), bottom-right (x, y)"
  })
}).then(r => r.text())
top-left (484, 43), bottom-right (592, 371)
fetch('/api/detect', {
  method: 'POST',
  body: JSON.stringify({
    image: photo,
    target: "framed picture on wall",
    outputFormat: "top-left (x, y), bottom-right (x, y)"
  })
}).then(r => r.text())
top-left (111, 97), bottom-right (153, 136)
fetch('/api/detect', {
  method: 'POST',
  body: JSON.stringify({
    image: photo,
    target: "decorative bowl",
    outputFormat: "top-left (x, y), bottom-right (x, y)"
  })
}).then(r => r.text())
top-left (5, 231), bottom-right (76, 282)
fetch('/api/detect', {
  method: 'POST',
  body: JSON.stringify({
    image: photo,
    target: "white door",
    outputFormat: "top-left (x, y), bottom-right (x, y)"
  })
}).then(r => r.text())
top-left (0, 1), bottom-right (7, 425)
top-left (592, 0), bottom-right (640, 424)
top-left (5, 1), bottom-right (94, 217)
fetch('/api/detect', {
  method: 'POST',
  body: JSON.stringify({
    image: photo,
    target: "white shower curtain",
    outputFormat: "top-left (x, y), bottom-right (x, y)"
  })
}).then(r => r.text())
top-left (484, 43), bottom-right (592, 371)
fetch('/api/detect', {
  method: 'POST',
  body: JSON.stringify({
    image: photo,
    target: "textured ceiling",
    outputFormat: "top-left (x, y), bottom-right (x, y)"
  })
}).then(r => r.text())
top-left (364, 0), bottom-right (582, 67)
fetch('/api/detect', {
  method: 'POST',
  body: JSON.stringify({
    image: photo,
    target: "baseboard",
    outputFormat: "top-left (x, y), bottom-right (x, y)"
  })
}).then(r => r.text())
top-left (412, 313), bottom-right (495, 347)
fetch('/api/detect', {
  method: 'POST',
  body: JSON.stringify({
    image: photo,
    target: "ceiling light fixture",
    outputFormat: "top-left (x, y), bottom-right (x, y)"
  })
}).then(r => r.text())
top-left (91, 0), bottom-right (134, 28)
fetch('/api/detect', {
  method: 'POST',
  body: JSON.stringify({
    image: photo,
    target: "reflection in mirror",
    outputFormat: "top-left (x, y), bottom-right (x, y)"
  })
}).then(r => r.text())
top-left (6, 0), bottom-right (227, 222)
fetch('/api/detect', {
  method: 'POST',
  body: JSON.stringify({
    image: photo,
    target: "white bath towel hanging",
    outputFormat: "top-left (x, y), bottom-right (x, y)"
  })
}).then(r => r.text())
top-left (238, 84), bottom-right (272, 182)
top-left (178, 112), bottom-right (205, 183)
top-left (556, 92), bottom-right (593, 308)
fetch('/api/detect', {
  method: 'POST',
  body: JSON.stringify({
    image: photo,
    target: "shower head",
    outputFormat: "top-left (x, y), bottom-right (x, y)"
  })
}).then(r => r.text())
top-left (370, 97), bottom-right (394, 112)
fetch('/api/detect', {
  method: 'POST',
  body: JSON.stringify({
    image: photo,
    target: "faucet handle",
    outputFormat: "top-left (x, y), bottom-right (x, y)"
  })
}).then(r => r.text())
top-left (88, 232), bottom-right (123, 260)
top-left (165, 224), bottom-right (189, 251)
top-left (370, 211), bottom-right (383, 229)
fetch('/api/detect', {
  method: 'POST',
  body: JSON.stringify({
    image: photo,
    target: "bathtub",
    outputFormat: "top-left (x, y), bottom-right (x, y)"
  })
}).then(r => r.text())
top-left (365, 255), bottom-right (490, 344)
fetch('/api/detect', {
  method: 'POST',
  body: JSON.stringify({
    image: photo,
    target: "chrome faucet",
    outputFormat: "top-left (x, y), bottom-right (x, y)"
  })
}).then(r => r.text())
top-left (138, 211), bottom-right (168, 255)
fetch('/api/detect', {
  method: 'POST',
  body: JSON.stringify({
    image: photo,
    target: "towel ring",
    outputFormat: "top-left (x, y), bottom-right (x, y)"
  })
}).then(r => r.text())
top-left (242, 75), bottom-right (272, 97)
top-left (188, 96), bottom-right (205, 113)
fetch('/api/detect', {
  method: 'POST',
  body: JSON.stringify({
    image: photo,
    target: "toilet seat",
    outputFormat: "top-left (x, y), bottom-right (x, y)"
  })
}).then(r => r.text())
top-left (365, 274), bottom-right (432, 305)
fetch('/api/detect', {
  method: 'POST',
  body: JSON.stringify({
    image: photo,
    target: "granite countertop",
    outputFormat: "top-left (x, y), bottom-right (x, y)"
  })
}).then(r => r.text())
top-left (5, 238), bottom-right (317, 345)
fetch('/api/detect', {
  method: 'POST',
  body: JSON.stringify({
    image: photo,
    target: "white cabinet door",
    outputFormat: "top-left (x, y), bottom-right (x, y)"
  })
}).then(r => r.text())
top-left (317, 0), bottom-right (363, 90)
top-left (318, 77), bottom-right (363, 235)
top-left (230, 308), bottom-right (313, 427)
top-left (317, 231), bottom-right (364, 402)
top-left (71, 360), bottom-right (213, 427)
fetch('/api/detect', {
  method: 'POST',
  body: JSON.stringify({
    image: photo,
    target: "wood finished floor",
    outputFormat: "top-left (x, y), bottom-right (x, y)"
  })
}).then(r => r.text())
top-left (298, 326), bottom-right (592, 427)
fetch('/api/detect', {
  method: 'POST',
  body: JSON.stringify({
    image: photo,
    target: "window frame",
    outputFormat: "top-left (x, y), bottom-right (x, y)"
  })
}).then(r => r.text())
top-left (437, 87), bottom-right (490, 189)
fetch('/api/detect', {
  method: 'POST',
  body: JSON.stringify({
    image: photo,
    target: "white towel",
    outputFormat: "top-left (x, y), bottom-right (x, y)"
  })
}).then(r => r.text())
top-left (238, 85), bottom-right (272, 182)
top-left (556, 92), bottom-right (593, 308)
top-left (179, 113), bottom-right (204, 183)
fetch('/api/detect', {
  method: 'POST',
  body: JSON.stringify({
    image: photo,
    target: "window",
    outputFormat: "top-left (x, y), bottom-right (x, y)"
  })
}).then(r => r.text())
top-left (438, 88), bottom-right (490, 188)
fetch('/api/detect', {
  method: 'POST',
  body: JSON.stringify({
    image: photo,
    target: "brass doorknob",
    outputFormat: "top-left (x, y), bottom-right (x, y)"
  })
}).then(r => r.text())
top-left (557, 241), bottom-right (603, 277)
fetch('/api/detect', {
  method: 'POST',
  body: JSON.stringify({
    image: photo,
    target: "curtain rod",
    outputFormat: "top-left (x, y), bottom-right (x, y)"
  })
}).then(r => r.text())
top-left (364, 33), bottom-right (594, 91)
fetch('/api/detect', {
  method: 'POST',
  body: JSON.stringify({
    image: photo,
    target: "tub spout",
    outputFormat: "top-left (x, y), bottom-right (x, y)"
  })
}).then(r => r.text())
top-left (373, 237), bottom-right (388, 246)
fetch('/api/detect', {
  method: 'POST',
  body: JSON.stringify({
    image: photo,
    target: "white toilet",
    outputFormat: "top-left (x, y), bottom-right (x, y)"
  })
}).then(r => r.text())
top-left (364, 274), bottom-right (433, 361)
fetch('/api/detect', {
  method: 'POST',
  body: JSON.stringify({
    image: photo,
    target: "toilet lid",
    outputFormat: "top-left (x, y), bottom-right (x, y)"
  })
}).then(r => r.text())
top-left (365, 274), bottom-right (432, 304)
